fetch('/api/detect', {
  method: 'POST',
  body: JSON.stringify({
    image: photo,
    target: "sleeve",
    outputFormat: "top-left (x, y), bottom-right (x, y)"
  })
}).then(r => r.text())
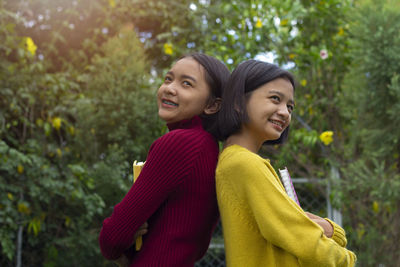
top-left (224, 153), bottom-right (356, 267)
top-left (99, 131), bottom-right (200, 260)
top-left (325, 218), bottom-right (348, 247)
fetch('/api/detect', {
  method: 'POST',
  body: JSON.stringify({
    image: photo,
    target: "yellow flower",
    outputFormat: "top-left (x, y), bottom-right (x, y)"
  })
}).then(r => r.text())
top-left (357, 223), bottom-right (365, 240)
top-left (300, 79), bottom-right (307, 87)
top-left (163, 43), bottom-right (173, 55)
top-left (7, 193), bottom-right (14, 201)
top-left (289, 53), bottom-right (296, 59)
top-left (17, 164), bottom-right (24, 174)
top-left (319, 131), bottom-right (334, 145)
top-left (36, 118), bottom-right (44, 127)
top-left (18, 202), bottom-right (31, 215)
top-left (68, 126), bottom-right (75, 136)
top-left (25, 37), bottom-right (37, 55)
top-left (255, 18), bottom-right (262, 28)
top-left (372, 201), bottom-right (379, 213)
top-left (280, 19), bottom-right (289, 26)
top-left (56, 148), bottom-right (62, 158)
top-left (65, 216), bottom-right (72, 227)
top-left (337, 27), bottom-right (344, 36)
top-left (52, 117), bottom-right (62, 131)
top-left (108, 0), bottom-right (116, 8)
top-left (308, 106), bottom-right (313, 115)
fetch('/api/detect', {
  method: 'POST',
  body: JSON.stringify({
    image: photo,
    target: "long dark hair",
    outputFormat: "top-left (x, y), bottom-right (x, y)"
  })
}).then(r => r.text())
top-left (217, 59), bottom-right (295, 144)
top-left (181, 53), bottom-right (230, 138)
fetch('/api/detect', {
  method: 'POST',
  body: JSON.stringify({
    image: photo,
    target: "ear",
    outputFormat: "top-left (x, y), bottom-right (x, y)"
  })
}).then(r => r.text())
top-left (204, 97), bottom-right (221, 115)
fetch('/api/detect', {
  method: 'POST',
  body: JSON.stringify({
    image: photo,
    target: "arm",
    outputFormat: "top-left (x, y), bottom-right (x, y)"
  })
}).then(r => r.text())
top-left (99, 132), bottom-right (198, 260)
top-left (305, 212), bottom-right (333, 238)
top-left (225, 154), bottom-right (356, 266)
top-left (112, 222), bottom-right (148, 267)
top-left (305, 212), bottom-right (349, 248)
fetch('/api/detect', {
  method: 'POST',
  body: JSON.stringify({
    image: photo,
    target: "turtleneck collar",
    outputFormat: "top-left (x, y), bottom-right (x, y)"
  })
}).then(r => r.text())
top-left (167, 116), bottom-right (203, 131)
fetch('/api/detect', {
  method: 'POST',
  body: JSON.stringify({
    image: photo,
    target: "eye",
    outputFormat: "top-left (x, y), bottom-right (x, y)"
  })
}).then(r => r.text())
top-left (287, 104), bottom-right (294, 113)
top-left (182, 80), bottom-right (193, 87)
top-left (270, 95), bottom-right (280, 102)
top-left (164, 75), bottom-right (172, 83)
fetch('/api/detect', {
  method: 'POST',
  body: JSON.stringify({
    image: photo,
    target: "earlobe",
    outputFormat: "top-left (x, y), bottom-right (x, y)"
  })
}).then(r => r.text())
top-left (204, 97), bottom-right (221, 115)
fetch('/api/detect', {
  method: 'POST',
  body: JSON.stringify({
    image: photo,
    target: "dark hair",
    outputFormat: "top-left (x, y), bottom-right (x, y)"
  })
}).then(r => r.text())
top-left (217, 60), bottom-right (295, 144)
top-left (180, 53), bottom-right (230, 137)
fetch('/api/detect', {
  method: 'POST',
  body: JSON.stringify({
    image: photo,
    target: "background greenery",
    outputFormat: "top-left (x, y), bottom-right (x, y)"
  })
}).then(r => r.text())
top-left (1, 0), bottom-right (399, 266)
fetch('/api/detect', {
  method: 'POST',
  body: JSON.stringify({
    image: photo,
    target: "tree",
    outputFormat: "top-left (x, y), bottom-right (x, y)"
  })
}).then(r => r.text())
top-left (336, 0), bottom-right (400, 265)
top-left (0, 2), bottom-right (161, 266)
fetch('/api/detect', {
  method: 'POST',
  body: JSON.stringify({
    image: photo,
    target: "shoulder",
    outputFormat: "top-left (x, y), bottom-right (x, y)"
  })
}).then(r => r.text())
top-left (219, 145), bottom-right (264, 168)
top-left (217, 145), bottom-right (266, 179)
top-left (151, 127), bottom-right (217, 155)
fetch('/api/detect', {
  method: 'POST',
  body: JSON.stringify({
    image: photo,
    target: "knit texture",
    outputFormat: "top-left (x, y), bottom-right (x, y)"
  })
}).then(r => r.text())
top-left (325, 218), bottom-right (348, 248)
top-left (99, 116), bottom-right (219, 266)
top-left (216, 144), bottom-right (357, 267)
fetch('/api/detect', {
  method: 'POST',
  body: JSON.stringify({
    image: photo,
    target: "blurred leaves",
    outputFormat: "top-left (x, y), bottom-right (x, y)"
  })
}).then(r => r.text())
top-left (1, 0), bottom-right (400, 266)
top-left (1, 2), bottom-right (161, 266)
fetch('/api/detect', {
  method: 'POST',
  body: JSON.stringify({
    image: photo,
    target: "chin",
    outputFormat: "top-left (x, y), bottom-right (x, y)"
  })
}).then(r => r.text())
top-left (265, 133), bottom-right (281, 141)
top-left (158, 114), bottom-right (168, 122)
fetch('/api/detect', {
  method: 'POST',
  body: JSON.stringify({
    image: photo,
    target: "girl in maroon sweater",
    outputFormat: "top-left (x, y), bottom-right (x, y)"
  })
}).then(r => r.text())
top-left (99, 53), bottom-right (230, 266)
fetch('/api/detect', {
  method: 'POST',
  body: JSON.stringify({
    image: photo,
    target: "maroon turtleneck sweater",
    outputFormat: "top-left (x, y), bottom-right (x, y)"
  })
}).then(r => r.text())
top-left (99, 116), bottom-right (220, 266)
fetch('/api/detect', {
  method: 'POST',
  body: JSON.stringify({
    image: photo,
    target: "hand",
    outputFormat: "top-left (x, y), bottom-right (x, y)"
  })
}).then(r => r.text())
top-left (305, 212), bottom-right (333, 238)
top-left (114, 254), bottom-right (130, 267)
top-left (112, 222), bottom-right (148, 267)
top-left (133, 221), bottom-right (148, 240)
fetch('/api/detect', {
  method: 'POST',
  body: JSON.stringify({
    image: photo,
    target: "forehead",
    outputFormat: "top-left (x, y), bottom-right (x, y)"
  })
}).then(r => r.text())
top-left (170, 57), bottom-right (205, 77)
top-left (256, 78), bottom-right (294, 99)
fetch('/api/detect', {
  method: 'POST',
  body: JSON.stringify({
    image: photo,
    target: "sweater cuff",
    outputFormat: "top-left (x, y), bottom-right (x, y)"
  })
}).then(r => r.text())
top-left (325, 218), bottom-right (347, 247)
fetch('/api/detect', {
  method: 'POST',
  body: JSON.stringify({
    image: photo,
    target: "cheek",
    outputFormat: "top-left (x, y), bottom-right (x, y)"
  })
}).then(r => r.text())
top-left (287, 115), bottom-right (292, 126)
top-left (198, 85), bottom-right (213, 104)
top-left (156, 87), bottom-right (163, 99)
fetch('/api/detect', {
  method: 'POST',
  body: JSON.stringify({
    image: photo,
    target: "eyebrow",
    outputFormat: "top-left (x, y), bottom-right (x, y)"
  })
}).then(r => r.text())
top-left (166, 71), bottom-right (197, 83)
top-left (181, 74), bottom-right (197, 83)
top-left (269, 90), bottom-right (295, 105)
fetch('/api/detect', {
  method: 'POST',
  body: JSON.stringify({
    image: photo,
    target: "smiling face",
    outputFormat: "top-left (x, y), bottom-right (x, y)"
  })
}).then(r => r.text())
top-left (241, 78), bottom-right (294, 149)
top-left (157, 57), bottom-right (213, 124)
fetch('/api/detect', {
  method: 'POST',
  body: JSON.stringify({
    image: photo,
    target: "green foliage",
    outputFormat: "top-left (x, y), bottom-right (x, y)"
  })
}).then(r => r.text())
top-left (336, 159), bottom-right (400, 266)
top-left (0, 2), bottom-right (161, 266)
top-left (73, 27), bottom-right (162, 162)
top-left (2, 0), bottom-right (400, 265)
top-left (337, 1), bottom-right (400, 266)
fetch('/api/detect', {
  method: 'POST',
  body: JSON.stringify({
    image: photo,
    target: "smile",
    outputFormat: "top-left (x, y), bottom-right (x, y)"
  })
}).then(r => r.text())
top-left (269, 119), bottom-right (284, 128)
top-left (162, 99), bottom-right (178, 106)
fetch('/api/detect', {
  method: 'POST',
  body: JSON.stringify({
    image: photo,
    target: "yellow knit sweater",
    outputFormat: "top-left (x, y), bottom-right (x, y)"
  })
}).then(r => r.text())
top-left (216, 145), bottom-right (356, 267)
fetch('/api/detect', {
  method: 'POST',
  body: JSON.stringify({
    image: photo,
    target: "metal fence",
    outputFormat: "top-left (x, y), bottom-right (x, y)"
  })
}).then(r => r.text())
top-left (195, 178), bottom-right (333, 267)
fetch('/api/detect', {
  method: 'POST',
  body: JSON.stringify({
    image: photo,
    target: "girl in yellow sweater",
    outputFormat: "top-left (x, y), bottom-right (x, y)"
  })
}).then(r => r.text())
top-left (215, 60), bottom-right (356, 266)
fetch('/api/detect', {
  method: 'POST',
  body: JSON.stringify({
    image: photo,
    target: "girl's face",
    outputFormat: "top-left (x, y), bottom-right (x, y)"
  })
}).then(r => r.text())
top-left (157, 57), bottom-right (213, 124)
top-left (242, 78), bottom-right (294, 145)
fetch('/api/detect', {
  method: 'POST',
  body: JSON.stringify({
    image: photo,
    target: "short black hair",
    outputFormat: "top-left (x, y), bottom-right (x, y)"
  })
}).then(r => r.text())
top-left (180, 53), bottom-right (230, 137)
top-left (217, 59), bottom-right (295, 144)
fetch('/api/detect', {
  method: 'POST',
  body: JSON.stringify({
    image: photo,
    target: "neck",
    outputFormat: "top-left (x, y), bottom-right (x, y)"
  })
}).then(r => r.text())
top-left (224, 129), bottom-right (263, 153)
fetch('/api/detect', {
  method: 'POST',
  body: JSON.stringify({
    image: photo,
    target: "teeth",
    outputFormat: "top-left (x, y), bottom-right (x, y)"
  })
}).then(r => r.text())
top-left (163, 100), bottom-right (178, 106)
top-left (270, 120), bottom-right (283, 127)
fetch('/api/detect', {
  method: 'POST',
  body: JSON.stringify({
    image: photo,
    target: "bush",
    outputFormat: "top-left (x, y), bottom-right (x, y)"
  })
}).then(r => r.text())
top-left (0, 7), bottom-right (162, 266)
top-left (337, 1), bottom-right (400, 265)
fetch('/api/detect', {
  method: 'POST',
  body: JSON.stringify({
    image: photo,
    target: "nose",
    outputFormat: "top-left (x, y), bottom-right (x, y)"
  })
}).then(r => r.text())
top-left (277, 104), bottom-right (291, 119)
top-left (164, 82), bottom-right (177, 95)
